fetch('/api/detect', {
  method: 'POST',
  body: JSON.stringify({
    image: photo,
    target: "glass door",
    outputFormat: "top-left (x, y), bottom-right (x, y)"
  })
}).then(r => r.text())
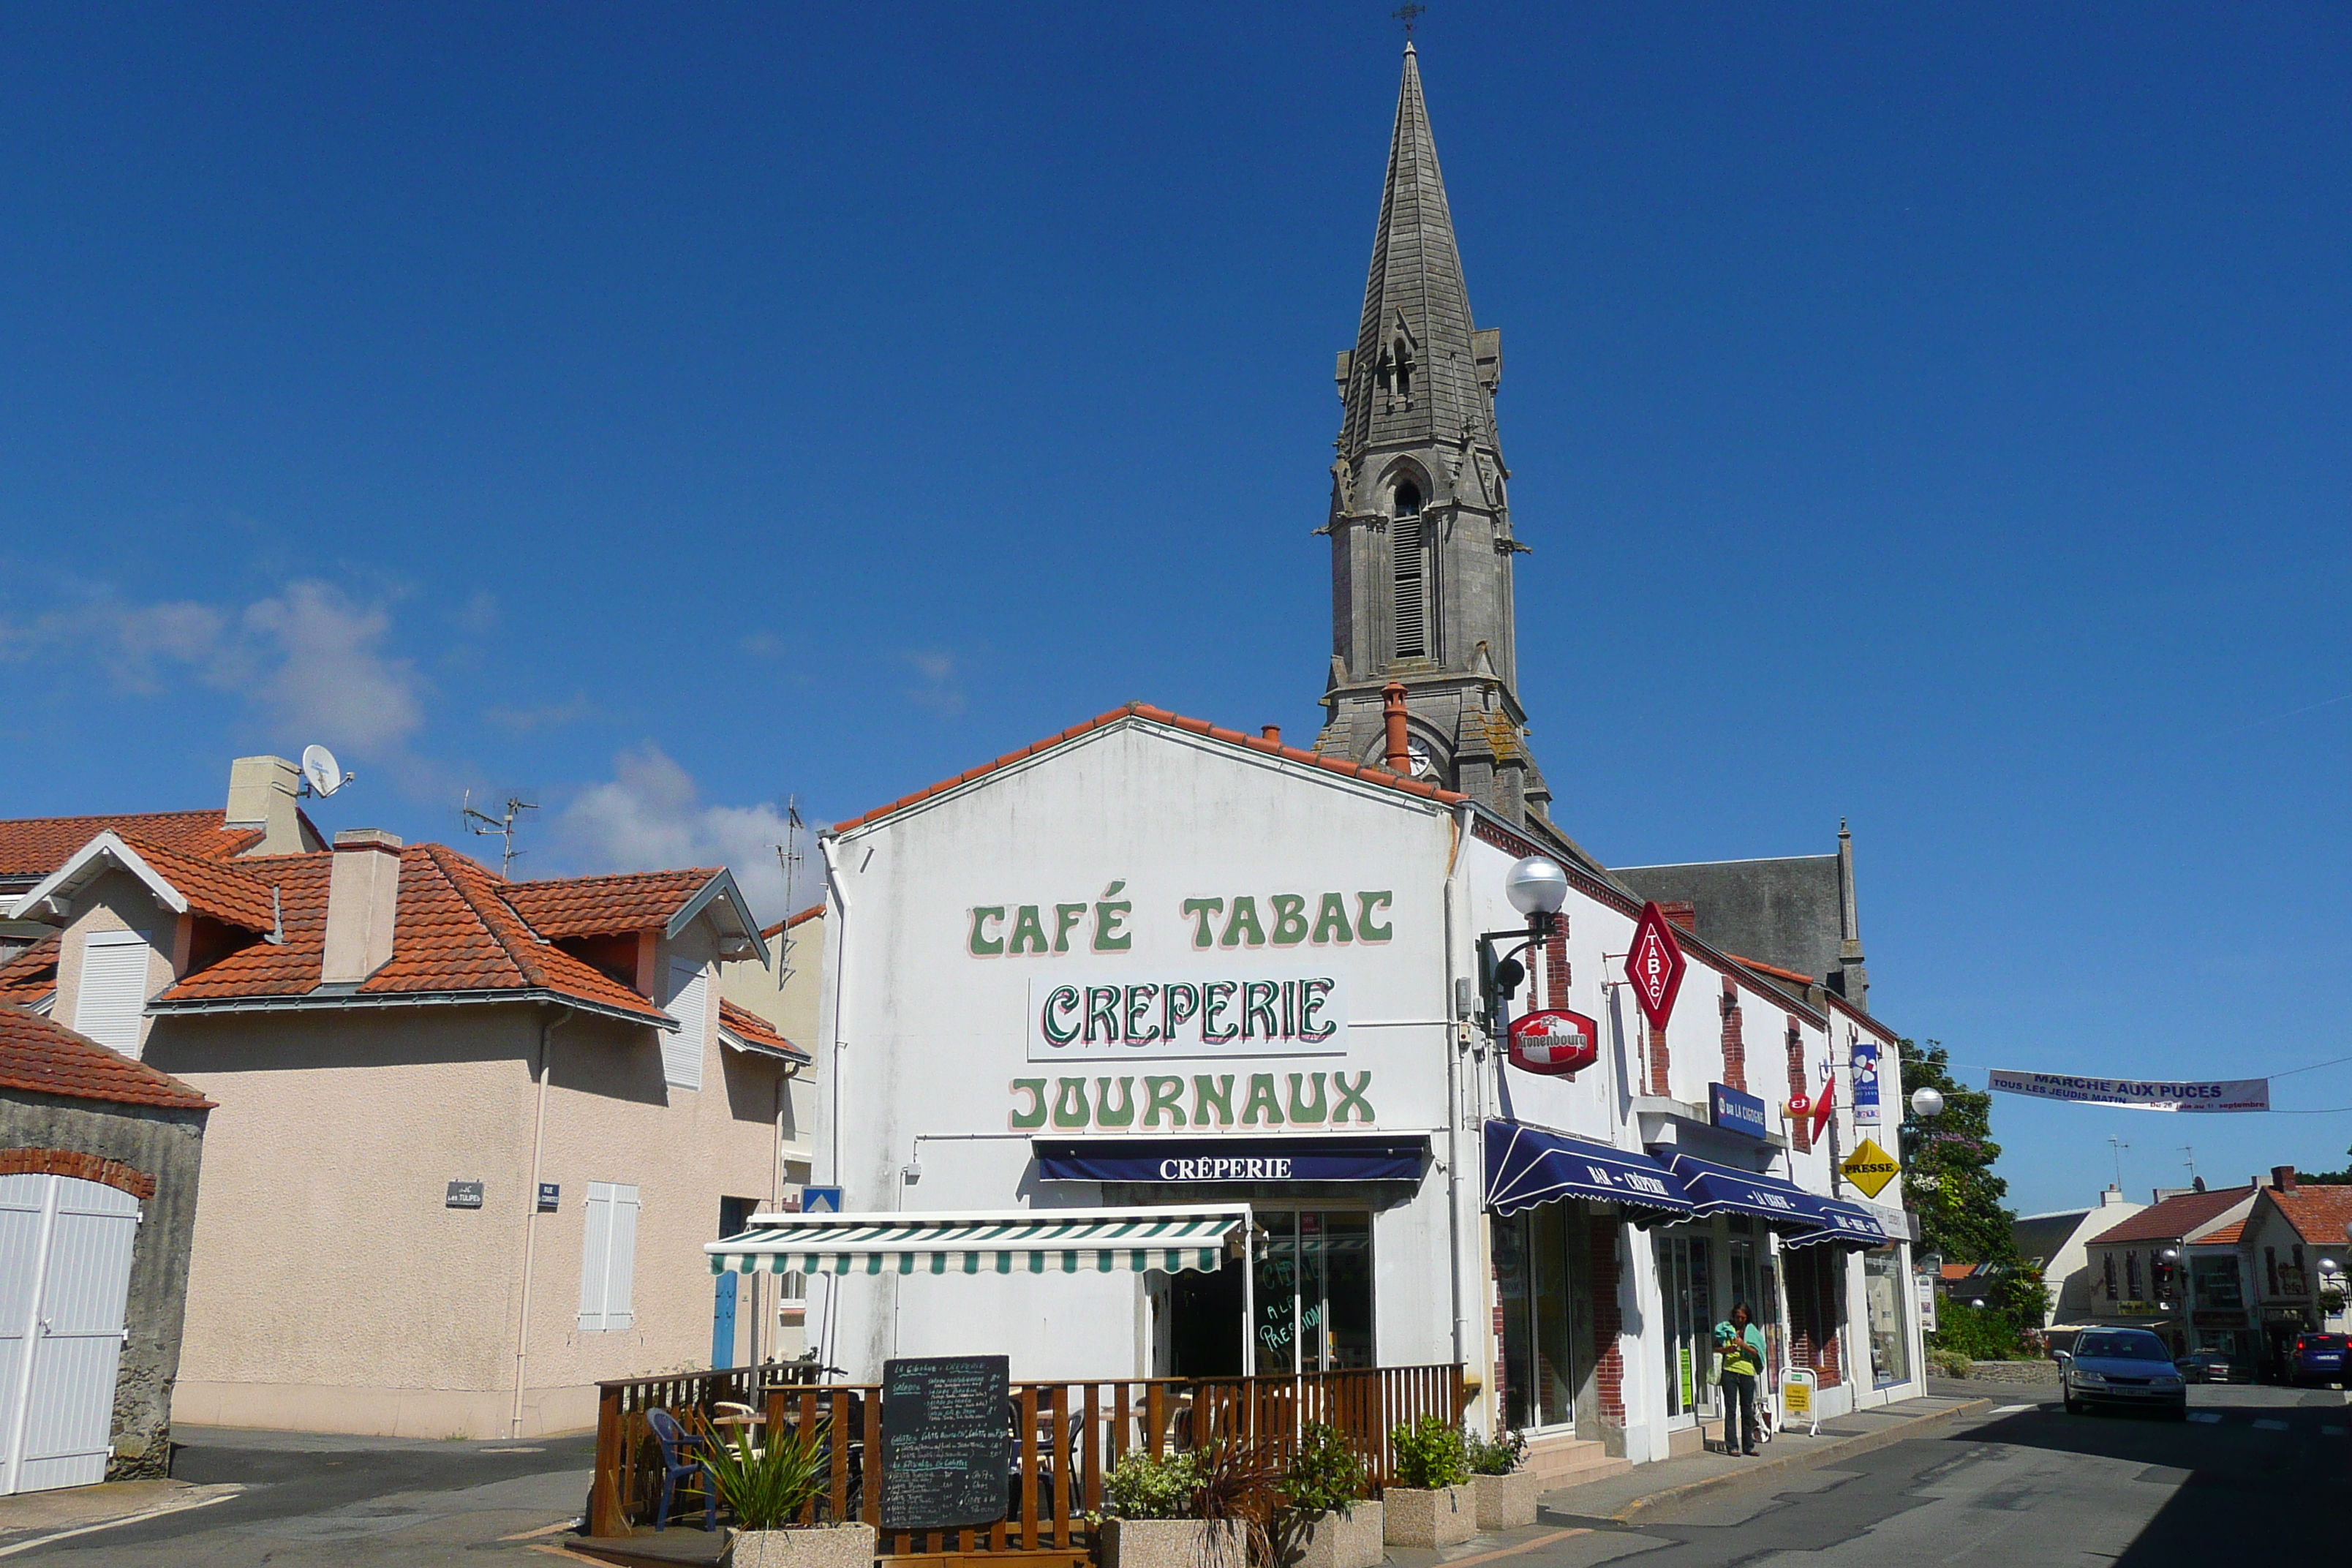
top-left (1496, 1206), bottom-right (1578, 1431)
top-left (1254, 1210), bottom-right (1374, 1373)
top-left (1655, 1229), bottom-right (1719, 1420)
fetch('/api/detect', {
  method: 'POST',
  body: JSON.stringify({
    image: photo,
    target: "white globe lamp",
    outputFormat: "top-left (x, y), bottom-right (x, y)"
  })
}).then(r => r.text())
top-left (1910, 1086), bottom-right (1945, 1120)
top-left (1504, 856), bottom-right (1569, 931)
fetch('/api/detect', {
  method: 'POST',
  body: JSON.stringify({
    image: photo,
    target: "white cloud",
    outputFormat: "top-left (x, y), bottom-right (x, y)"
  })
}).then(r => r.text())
top-left (555, 744), bottom-right (822, 924)
top-left (900, 648), bottom-right (965, 717)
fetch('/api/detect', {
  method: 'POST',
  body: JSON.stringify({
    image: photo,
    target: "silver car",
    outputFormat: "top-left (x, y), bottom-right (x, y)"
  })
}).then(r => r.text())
top-left (2061, 1328), bottom-right (2188, 1417)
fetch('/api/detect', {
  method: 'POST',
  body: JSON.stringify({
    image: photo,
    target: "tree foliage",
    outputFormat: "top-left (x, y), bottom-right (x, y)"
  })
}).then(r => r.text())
top-left (1897, 1039), bottom-right (2018, 1266)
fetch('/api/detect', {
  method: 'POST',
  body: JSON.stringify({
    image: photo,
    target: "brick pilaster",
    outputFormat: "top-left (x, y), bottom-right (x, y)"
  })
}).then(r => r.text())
top-left (1647, 1024), bottom-right (1670, 1097)
top-left (1588, 1223), bottom-right (1624, 1426)
top-left (1720, 980), bottom-right (1746, 1092)
top-left (1544, 935), bottom-right (1570, 1011)
top-left (1784, 1017), bottom-right (1810, 1154)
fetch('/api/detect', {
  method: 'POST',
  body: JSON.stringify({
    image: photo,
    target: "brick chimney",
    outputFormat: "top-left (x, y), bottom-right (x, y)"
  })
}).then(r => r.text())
top-left (2273, 1164), bottom-right (2298, 1192)
top-left (225, 755), bottom-right (306, 854)
top-left (321, 829), bottom-right (402, 984)
top-left (1661, 900), bottom-right (1698, 933)
top-left (1382, 684), bottom-right (1410, 774)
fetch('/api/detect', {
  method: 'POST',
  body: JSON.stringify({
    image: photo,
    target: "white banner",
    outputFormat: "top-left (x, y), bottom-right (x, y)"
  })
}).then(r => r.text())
top-left (1988, 1070), bottom-right (2270, 1113)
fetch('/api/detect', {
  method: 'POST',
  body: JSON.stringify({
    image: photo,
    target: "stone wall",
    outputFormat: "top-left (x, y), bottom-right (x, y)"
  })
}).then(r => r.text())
top-left (1965, 1358), bottom-right (2062, 1384)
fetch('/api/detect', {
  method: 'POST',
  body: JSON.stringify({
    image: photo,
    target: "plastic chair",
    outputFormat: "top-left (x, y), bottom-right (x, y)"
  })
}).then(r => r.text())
top-left (646, 1408), bottom-right (717, 1532)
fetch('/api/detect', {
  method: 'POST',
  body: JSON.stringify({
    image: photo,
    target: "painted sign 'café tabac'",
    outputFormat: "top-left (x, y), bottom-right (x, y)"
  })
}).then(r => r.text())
top-left (709, 703), bottom-right (1927, 1471)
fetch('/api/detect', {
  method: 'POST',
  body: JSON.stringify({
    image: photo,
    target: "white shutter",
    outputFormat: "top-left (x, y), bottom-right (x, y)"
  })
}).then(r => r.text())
top-left (576, 1181), bottom-right (640, 1333)
top-left (605, 1185), bottom-right (639, 1331)
top-left (74, 932), bottom-right (152, 1060)
top-left (578, 1183), bottom-right (614, 1330)
top-left (664, 962), bottom-right (707, 1090)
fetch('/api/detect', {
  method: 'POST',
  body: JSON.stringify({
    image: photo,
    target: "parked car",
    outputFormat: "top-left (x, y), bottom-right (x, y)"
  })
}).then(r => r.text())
top-left (2174, 1352), bottom-right (2242, 1384)
top-left (2060, 1329), bottom-right (2188, 1418)
top-left (2288, 1333), bottom-right (2348, 1388)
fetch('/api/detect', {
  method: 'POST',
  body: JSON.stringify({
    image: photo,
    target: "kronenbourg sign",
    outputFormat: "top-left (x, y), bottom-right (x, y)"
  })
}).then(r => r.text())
top-left (1988, 1071), bottom-right (2271, 1113)
top-left (1508, 1008), bottom-right (1599, 1077)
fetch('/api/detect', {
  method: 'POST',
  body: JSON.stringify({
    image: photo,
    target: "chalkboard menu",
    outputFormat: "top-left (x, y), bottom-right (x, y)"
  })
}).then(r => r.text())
top-left (881, 1355), bottom-right (1011, 1533)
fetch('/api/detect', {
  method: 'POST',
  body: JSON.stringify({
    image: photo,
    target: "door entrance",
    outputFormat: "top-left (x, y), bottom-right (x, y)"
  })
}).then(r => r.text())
top-left (1167, 1262), bottom-right (1246, 1376)
top-left (1496, 1206), bottom-right (1577, 1431)
top-left (1655, 1228), bottom-right (1717, 1421)
top-left (0, 1174), bottom-right (140, 1494)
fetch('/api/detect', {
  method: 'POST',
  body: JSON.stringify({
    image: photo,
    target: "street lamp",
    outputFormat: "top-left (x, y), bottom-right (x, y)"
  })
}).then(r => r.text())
top-left (1477, 856), bottom-right (1568, 1039)
top-left (1910, 1087), bottom-right (1945, 1120)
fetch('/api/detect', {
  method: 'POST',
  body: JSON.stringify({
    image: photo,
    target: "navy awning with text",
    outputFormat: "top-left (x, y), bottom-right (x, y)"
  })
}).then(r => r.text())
top-left (1654, 1150), bottom-right (1828, 1234)
top-left (1781, 1197), bottom-right (1899, 1248)
top-left (1482, 1119), bottom-right (1694, 1220)
top-left (1033, 1135), bottom-right (1426, 1185)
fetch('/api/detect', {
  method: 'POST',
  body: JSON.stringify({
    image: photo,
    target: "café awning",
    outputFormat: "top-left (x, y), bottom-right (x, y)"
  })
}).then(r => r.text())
top-left (705, 1205), bottom-right (1249, 1277)
top-left (1482, 1119), bottom-right (1695, 1221)
top-left (1654, 1150), bottom-right (1827, 1235)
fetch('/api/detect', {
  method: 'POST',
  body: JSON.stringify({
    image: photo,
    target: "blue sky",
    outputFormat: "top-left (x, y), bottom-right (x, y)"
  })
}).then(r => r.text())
top-left (2, 3), bottom-right (2346, 1213)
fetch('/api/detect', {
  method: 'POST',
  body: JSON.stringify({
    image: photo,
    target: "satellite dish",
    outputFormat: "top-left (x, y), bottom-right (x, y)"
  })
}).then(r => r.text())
top-left (301, 745), bottom-right (350, 798)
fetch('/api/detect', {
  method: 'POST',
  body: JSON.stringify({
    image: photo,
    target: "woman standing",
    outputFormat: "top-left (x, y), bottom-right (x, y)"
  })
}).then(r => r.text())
top-left (1715, 1303), bottom-right (1767, 1456)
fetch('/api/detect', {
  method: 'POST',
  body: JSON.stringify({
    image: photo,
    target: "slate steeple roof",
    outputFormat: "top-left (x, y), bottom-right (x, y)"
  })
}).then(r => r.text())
top-left (1340, 44), bottom-right (1498, 459)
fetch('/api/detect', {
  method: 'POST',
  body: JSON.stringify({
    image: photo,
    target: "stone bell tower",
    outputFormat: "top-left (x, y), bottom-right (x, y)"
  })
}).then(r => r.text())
top-left (1312, 43), bottom-right (1549, 825)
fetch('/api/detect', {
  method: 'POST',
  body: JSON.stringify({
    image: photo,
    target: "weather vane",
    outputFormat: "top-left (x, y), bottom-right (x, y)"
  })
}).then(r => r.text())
top-left (1393, 5), bottom-right (1425, 40)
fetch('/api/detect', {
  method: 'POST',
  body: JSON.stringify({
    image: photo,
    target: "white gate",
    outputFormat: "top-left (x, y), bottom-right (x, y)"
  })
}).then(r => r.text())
top-left (0, 1173), bottom-right (140, 1494)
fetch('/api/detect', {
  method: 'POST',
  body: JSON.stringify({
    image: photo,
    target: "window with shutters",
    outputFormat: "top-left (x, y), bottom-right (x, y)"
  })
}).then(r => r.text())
top-left (665, 961), bottom-right (708, 1090)
top-left (1392, 481), bottom-right (1428, 660)
top-left (2101, 1251), bottom-right (2116, 1300)
top-left (75, 930), bottom-right (154, 1060)
top-left (578, 1181), bottom-right (641, 1331)
top-left (2125, 1251), bottom-right (2141, 1299)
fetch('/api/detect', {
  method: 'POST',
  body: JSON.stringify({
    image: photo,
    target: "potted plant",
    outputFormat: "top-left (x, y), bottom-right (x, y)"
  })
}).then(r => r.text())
top-left (699, 1417), bottom-right (872, 1568)
top-left (1381, 1416), bottom-right (1474, 1549)
top-left (1275, 1424), bottom-right (1379, 1568)
top-left (1464, 1428), bottom-right (1533, 1531)
top-left (1098, 1442), bottom-right (1278, 1568)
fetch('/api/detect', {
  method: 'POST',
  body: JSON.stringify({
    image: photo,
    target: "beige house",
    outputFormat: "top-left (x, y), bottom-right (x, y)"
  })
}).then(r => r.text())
top-left (717, 903), bottom-right (823, 1357)
top-left (0, 756), bottom-right (807, 1438)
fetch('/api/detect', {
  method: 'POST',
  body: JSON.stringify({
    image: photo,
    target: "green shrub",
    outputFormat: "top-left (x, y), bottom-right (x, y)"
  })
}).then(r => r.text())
top-left (1388, 1416), bottom-right (1469, 1490)
top-left (1463, 1428), bottom-right (1524, 1477)
top-left (1104, 1449), bottom-right (1203, 1520)
top-left (1277, 1425), bottom-right (1365, 1519)
top-left (1926, 1300), bottom-right (2022, 1361)
top-left (1926, 1348), bottom-right (1973, 1379)
top-left (699, 1417), bottom-right (829, 1531)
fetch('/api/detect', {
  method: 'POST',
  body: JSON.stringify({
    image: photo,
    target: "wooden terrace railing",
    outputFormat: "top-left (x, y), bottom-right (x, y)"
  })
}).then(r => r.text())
top-left (588, 1363), bottom-right (1466, 1554)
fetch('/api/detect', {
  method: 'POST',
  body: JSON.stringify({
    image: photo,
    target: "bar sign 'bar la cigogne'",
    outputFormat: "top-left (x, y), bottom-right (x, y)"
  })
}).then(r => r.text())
top-left (1624, 902), bottom-right (1686, 1028)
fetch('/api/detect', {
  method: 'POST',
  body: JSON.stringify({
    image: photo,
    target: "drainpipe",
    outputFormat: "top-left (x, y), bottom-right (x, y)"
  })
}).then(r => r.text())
top-left (1445, 801), bottom-right (1474, 1382)
top-left (818, 834), bottom-right (851, 1372)
top-left (511, 1003), bottom-right (575, 1439)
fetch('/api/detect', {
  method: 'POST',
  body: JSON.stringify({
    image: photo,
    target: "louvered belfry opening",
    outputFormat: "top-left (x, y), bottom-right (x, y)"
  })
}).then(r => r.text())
top-left (1392, 482), bottom-right (1428, 659)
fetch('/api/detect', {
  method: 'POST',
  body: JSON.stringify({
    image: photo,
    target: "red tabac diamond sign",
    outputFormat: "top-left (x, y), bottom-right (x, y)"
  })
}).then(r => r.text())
top-left (1625, 902), bottom-right (1686, 1028)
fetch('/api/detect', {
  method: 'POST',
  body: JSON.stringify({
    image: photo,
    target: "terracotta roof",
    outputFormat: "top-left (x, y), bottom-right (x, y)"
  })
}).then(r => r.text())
top-left (116, 836), bottom-right (278, 931)
top-left (0, 1005), bottom-right (211, 1110)
top-left (2091, 1186), bottom-right (2255, 1245)
top-left (0, 934), bottom-right (59, 1003)
top-left (828, 702), bottom-right (1468, 836)
top-left (2264, 1183), bottom-right (2352, 1247)
top-left (2195, 1222), bottom-right (2247, 1245)
top-left (156, 845), bottom-right (668, 1025)
top-left (0, 810), bottom-right (259, 878)
top-left (1940, 1262), bottom-right (1979, 1281)
top-left (1730, 952), bottom-right (1817, 988)
top-left (718, 999), bottom-right (808, 1063)
top-left (500, 869), bottom-right (723, 939)
top-left (761, 904), bottom-right (825, 940)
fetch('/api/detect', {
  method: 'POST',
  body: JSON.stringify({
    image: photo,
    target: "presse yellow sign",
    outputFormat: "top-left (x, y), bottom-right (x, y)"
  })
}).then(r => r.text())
top-left (1841, 1138), bottom-right (1901, 1199)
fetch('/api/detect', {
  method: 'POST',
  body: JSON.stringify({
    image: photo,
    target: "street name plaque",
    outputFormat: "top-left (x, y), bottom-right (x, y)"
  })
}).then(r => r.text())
top-left (881, 1354), bottom-right (1011, 1533)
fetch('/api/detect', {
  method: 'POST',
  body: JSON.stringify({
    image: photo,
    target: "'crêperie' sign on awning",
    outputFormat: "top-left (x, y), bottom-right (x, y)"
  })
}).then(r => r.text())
top-left (1988, 1071), bottom-right (2270, 1113)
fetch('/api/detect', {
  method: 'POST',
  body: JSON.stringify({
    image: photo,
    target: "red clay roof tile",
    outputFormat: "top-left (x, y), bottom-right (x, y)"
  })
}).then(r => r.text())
top-left (2263, 1183), bottom-right (2352, 1246)
top-left (2093, 1186), bottom-right (2256, 1244)
top-left (0, 1005), bottom-right (212, 1110)
top-left (718, 999), bottom-right (807, 1063)
top-left (0, 934), bottom-right (60, 1004)
top-left (499, 869), bottom-right (722, 939)
top-left (0, 810), bottom-right (260, 878)
top-left (115, 836), bottom-right (279, 931)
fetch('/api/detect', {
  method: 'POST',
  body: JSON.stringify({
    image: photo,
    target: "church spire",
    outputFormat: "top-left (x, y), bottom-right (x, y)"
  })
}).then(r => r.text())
top-left (1314, 46), bottom-right (1547, 826)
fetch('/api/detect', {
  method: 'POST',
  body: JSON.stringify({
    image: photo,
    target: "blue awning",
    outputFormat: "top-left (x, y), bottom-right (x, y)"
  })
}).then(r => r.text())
top-left (1654, 1150), bottom-right (1828, 1234)
top-left (1782, 1197), bottom-right (1900, 1249)
top-left (1034, 1135), bottom-right (1425, 1185)
top-left (1482, 1120), bottom-right (1694, 1220)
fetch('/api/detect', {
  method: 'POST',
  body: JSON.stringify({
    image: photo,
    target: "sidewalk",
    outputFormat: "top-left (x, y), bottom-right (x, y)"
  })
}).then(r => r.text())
top-left (1535, 1392), bottom-right (1992, 1526)
top-left (0, 1478), bottom-right (245, 1558)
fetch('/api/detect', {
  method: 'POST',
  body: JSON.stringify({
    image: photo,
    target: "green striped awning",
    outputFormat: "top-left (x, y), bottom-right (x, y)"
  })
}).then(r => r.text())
top-left (704, 1206), bottom-right (1248, 1278)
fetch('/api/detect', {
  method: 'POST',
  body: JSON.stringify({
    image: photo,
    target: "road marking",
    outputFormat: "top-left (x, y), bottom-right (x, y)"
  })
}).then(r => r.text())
top-left (2253, 1419), bottom-right (2289, 1431)
top-left (500, 1518), bottom-right (586, 1541)
top-left (2187, 1413), bottom-right (2223, 1422)
top-left (479, 1445), bottom-right (545, 1454)
top-left (1433, 1529), bottom-right (1591, 1566)
top-left (1991, 1403), bottom-right (2037, 1414)
top-left (0, 1488), bottom-right (242, 1558)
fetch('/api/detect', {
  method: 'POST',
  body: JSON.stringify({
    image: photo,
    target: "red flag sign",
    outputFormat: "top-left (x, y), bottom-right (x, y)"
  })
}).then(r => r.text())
top-left (1810, 1071), bottom-right (1837, 1143)
top-left (1624, 902), bottom-right (1686, 1028)
top-left (1509, 1008), bottom-right (1599, 1077)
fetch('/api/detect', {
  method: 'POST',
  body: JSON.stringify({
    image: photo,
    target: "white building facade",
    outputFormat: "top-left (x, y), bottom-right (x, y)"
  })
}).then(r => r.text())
top-left (772, 706), bottom-right (1923, 1471)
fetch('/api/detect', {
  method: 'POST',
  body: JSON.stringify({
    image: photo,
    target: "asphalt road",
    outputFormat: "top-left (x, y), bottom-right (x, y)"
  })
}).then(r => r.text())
top-left (15, 1383), bottom-right (2350, 1565)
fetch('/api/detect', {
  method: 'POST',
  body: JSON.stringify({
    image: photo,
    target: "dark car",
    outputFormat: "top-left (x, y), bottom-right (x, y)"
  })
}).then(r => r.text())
top-left (2174, 1351), bottom-right (2242, 1384)
top-left (2289, 1333), bottom-right (2348, 1387)
top-left (2061, 1329), bottom-right (2188, 1417)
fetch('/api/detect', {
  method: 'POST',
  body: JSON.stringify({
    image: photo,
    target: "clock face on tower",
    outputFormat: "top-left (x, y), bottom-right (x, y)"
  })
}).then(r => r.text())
top-left (1406, 739), bottom-right (1436, 779)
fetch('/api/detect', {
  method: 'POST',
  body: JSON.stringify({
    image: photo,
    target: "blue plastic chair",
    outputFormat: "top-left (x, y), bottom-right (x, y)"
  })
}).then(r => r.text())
top-left (646, 1409), bottom-right (717, 1533)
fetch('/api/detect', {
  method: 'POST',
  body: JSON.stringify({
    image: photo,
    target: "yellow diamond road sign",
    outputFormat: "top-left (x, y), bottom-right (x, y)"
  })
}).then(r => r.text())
top-left (1841, 1138), bottom-right (1901, 1199)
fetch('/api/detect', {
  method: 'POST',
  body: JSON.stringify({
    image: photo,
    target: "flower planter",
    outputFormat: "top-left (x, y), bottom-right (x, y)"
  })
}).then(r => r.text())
top-left (1472, 1471), bottom-right (1537, 1531)
top-left (1382, 1484), bottom-right (1475, 1549)
top-left (1292, 1502), bottom-right (1384, 1568)
top-left (728, 1522), bottom-right (878, 1568)
top-left (1098, 1517), bottom-right (1246, 1568)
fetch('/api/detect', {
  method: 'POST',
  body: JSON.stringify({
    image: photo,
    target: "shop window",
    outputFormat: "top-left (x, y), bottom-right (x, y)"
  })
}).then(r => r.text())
top-left (1496, 1207), bottom-right (1576, 1432)
top-left (1250, 1210), bottom-right (1373, 1374)
top-left (578, 1181), bottom-right (641, 1331)
top-left (1863, 1246), bottom-right (1910, 1387)
top-left (2190, 1254), bottom-right (2242, 1310)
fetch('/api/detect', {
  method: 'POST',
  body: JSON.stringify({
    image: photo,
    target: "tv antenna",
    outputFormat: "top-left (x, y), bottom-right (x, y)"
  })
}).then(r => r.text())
top-left (770, 796), bottom-right (804, 992)
top-left (299, 744), bottom-right (354, 798)
top-left (2108, 1135), bottom-right (2130, 1189)
top-left (2179, 1145), bottom-right (2196, 1182)
top-left (461, 789), bottom-right (538, 878)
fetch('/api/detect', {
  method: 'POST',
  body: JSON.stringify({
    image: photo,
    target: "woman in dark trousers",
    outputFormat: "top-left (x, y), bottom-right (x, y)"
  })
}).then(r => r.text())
top-left (1714, 1303), bottom-right (1766, 1456)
